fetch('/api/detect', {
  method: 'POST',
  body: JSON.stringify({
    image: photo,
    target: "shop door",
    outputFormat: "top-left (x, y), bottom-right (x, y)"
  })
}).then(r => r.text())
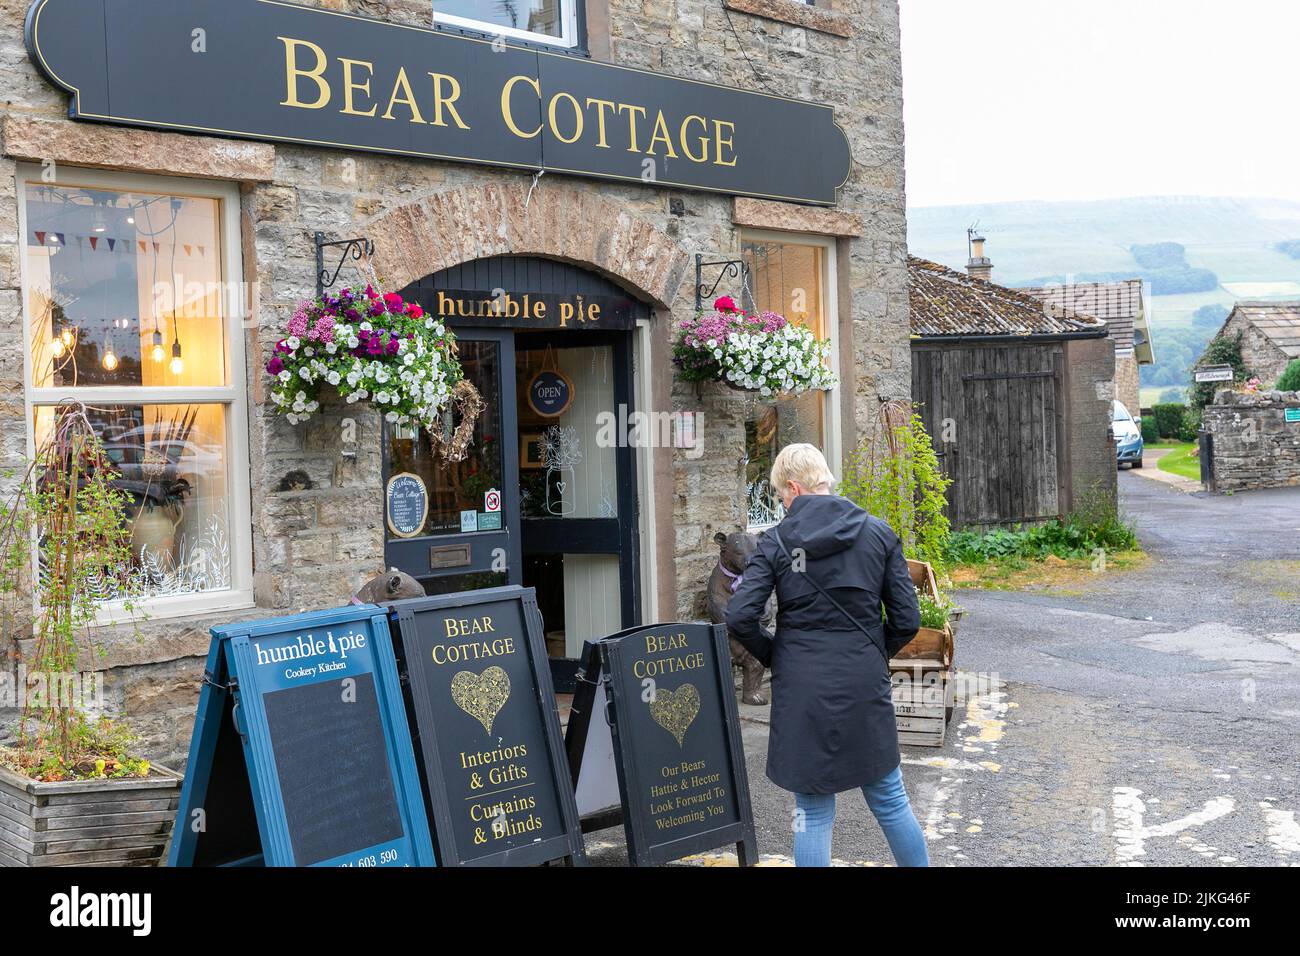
top-left (515, 330), bottom-right (639, 686)
top-left (383, 328), bottom-right (521, 595)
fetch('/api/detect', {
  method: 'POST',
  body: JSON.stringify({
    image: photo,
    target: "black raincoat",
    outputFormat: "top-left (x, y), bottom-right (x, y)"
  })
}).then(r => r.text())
top-left (725, 494), bottom-right (921, 794)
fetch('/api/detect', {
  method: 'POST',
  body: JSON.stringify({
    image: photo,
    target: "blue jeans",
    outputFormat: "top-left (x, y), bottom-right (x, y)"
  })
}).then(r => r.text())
top-left (793, 766), bottom-right (929, 867)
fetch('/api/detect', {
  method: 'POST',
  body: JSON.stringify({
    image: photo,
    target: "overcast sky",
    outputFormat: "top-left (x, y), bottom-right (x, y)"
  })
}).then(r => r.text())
top-left (900, 0), bottom-right (1300, 208)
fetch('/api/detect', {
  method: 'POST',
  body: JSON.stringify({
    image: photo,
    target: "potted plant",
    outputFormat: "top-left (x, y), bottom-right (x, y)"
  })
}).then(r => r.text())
top-left (0, 402), bottom-right (181, 867)
top-left (111, 406), bottom-right (198, 562)
top-left (672, 295), bottom-right (837, 397)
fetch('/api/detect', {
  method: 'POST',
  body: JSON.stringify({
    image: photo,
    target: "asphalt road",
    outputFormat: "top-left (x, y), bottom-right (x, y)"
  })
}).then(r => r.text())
top-left (585, 473), bottom-right (1300, 866)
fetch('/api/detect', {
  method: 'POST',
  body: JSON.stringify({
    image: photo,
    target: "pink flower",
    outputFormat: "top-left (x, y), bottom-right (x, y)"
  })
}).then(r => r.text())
top-left (714, 295), bottom-right (738, 313)
top-left (288, 309), bottom-right (309, 337)
top-left (407, 303), bottom-right (424, 319)
top-left (311, 315), bottom-right (336, 344)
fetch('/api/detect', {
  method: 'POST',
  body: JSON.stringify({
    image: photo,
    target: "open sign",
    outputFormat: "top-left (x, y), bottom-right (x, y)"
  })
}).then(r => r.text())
top-left (528, 369), bottom-right (574, 418)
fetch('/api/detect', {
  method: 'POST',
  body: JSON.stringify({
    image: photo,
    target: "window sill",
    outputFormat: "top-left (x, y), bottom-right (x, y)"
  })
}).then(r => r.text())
top-left (722, 0), bottom-right (853, 38)
top-left (94, 590), bottom-right (257, 629)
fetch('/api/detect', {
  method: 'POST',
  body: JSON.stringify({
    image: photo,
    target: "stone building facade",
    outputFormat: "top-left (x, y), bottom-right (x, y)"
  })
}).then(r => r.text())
top-left (0, 0), bottom-right (908, 765)
top-left (1203, 390), bottom-right (1300, 493)
top-left (1208, 302), bottom-right (1300, 388)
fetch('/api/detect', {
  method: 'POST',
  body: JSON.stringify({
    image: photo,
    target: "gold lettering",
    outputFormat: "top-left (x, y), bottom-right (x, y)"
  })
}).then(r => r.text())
top-left (338, 58), bottom-right (377, 117)
top-left (382, 67), bottom-right (426, 124)
top-left (548, 92), bottom-right (584, 144)
top-left (585, 97), bottom-right (617, 148)
top-left (680, 115), bottom-right (710, 163)
top-left (278, 37), bottom-right (330, 110)
top-left (501, 74), bottom-right (543, 138)
top-left (646, 110), bottom-right (679, 158)
top-left (713, 120), bottom-right (738, 167)
top-left (618, 103), bottom-right (648, 152)
top-left (428, 73), bottom-right (471, 129)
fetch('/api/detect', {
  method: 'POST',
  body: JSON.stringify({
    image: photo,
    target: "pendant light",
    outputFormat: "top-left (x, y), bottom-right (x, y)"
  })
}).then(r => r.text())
top-left (151, 329), bottom-right (165, 363)
top-left (170, 339), bottom-right (184, 376)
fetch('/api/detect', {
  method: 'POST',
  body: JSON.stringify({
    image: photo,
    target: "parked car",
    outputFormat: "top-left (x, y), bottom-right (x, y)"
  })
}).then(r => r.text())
top-left (1112, 400), bottom-right (1144, 469)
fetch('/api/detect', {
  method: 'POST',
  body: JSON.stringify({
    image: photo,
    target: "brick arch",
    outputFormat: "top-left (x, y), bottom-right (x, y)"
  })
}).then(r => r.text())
top-left (365, 180), bottom-right (693, 310)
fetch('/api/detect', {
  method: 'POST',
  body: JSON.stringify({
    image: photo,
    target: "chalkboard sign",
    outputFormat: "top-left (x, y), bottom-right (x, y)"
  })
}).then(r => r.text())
top-left (527, 369), bottom-right (574, 418)
top-left (388, 586), bottom-right (585, 866)
top-left (576, 622), bottom-right (757, 866)
top-left (169, 606), bottom-right (436, 867)
top-left (386, 472), bottom-right (429, 538)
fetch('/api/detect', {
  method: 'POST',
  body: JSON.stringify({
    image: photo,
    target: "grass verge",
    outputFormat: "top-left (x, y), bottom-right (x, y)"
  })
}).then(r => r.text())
top-left (1155, 442), bottom-right (1200, 481)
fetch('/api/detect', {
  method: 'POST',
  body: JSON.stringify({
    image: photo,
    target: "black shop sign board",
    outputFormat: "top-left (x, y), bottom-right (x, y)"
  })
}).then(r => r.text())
top-left (169, 606), bottom-right (435, 867)
top-left (387, 586), bottom-right (585, 866)
top-left (568, 622), bottom-right (757, 866)
top-left (25, 0), bottom-right (851, 205)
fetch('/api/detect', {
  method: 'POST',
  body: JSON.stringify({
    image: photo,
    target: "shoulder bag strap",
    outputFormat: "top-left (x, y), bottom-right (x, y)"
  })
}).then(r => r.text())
top-left (771, 527), bottom-right (887, 659)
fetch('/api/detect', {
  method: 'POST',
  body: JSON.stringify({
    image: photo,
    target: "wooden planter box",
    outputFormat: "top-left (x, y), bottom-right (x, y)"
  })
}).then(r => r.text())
top-left (889, 559), bottom-right (957, 748)
top-left (0, 764), bottom-right (182, 867)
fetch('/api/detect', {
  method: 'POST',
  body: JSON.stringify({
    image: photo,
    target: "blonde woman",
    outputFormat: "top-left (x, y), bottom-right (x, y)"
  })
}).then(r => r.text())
top-left (726, 443), bottom-right (929, 866)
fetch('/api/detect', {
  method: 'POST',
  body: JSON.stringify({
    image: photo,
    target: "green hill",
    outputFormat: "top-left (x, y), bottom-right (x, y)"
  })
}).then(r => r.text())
top-left (908, 195), bottom-right (1300, 403)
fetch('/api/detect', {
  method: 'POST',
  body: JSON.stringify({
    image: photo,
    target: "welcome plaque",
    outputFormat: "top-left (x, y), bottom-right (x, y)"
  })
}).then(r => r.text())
top-left (596, 622), bottom-right (757, 866)
top-left (388, 586), bottom-right (585, 866)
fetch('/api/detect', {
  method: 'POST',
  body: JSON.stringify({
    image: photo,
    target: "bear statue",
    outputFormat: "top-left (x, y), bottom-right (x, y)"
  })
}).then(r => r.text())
top-left (707, 530), bottom-right (775, 706)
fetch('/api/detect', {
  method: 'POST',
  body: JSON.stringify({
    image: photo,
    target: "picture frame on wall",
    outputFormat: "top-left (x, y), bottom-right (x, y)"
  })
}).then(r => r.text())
top-left (520, 432), bottom-right (545, 469)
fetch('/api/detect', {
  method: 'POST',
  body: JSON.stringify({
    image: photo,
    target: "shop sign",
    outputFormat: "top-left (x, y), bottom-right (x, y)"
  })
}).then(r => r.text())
top-left (1194, 365), bottom-right (1234, 384)
top-left (527, 369), bottom-right (574, 418)
top-left (1285, 407), bottom-right (1300, 424)
top-left (25, 0), bottom-right (852, 205)
top-left (387, 587), bottom-right (585, 866)
top-left (428, 289), bottom-right (636, 330)
top-left (386, 472), bottom-right (428, 539)
top-left (170, 606), bottom-right (435, 867)
top-left (568, 623), bottom-right (758, 866)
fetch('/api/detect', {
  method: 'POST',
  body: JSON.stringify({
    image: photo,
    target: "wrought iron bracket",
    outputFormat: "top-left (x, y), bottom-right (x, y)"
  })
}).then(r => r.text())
top-left (695, 253), bottom-right (749, 311)
top-left (315, 232), bottom-right (375, 295)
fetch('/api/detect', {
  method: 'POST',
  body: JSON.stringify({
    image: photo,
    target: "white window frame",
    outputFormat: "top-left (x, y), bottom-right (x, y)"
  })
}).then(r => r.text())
top-left (739, 228), bottom-right (842, 532)
top-left (433, 0), bottom-right (581, 49)
top-left (17, 164), bottom-right (254, 625)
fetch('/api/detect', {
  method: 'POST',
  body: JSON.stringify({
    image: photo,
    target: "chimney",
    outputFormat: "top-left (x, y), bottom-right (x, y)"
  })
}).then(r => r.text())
top-left (966, 228), bottom-right (993, 281)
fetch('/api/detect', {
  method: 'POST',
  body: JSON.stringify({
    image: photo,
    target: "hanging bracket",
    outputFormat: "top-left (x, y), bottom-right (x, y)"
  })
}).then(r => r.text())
top-left (695, 253), bottom-right (749, 311)
top-left (315, 232), bottom-right (375, 296)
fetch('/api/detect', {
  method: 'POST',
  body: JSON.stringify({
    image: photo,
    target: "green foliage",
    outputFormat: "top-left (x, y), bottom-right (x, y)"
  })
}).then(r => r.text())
top-left (944, 490), bottom-right (1136, 565)
top-left (1276, 359), bottom-right (1300, 392)
top-left (916, 590), bottom-right (951, 629)
top-left (1190, 303), bottom-right (1230, 330)
top-left (1190, 331), bottom-right (1251, 409)
top-left (840, 405), bottom-right (952, 572)
top-left (1177, 406), bottom-right (1202, 443)
top-left (0, 404), bottom-right (144, 778)
top-left (1140, 416), bottom-right (1160, 445)
top-left (1152, 403), bottom-right (1187, 439)
top-left (1130, 242), bottom-right (1187, 270)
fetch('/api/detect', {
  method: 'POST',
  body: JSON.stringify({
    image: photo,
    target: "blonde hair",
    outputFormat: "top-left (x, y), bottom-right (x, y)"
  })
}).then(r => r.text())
top-left (770, 443), bottom-right (836, 494)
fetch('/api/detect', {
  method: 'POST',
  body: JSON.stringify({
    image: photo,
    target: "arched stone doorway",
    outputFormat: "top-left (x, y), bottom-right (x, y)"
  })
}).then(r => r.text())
top-left (383, 255), bottom-right (652, 689)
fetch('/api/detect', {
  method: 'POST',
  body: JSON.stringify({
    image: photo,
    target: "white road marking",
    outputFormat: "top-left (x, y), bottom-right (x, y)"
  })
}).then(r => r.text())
top-left (1259, 801), bottom-right (1300, 858)
top-left (1113, 787), bottom-right (1236, 866)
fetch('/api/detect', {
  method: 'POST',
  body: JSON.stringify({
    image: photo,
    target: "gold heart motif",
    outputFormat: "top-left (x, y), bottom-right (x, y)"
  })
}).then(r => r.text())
top-left (649, 683), bottom-right (700, 747)
top-left (450, 666), bottom-right (511, 736)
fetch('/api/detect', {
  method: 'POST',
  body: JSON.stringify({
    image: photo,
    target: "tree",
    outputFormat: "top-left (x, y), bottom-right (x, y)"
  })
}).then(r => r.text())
top-left (1276, 359), bottom-right (1300, 392)
top-left (1189, 331), bottom-right (1251, 409)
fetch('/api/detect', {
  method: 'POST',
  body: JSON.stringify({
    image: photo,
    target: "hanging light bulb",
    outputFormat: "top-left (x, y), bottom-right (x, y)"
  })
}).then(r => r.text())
top-left (170, 340), bottom-right (184, 376)
top-left (151, 329), bottom-right (165, 363)
top-left (101, 345), bottom-right (119, 372)
top-left (50, 336), bottom-right (66, 359)
top-left (60, 326), bottom-right (75, 347)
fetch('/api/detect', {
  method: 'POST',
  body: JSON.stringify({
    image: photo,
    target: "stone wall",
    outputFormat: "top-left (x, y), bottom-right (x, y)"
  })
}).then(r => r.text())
top-left (1063, 336), bottom-right (1118, 512)
top-left (0, 0), bottom-right (908, 766)
top-left (1115, 350), bottom-right (1140, 414)
top-left (1219, 311), bottom-right (1293, 387)
top-left (1203, 390), bottom-right (1300, 493)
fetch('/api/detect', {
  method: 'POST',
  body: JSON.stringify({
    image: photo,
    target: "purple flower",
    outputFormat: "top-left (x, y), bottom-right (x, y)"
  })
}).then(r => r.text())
top-left (266, 355), bottom-right (284, 376)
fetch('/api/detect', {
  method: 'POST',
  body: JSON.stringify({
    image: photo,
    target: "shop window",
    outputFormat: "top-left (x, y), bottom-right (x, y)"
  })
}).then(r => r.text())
top-left (739, 234), bottom-right (840, 530)
top-left (19, 168), bottom-right (251, 618)
top-left (432, 0), bottom-right (583, 49)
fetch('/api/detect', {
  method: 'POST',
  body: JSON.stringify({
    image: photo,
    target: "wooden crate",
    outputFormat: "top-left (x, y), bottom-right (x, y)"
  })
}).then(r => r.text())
top-left (890, 666), bottom-right (951, 748)
top-left (0, 765), bottom-right (182, 867)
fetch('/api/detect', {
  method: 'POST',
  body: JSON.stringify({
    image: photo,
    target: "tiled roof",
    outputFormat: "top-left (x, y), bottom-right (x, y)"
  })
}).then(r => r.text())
top-left (1223, 301), bottom-right (1300, 360)
top-left (908, 257), bottom-right (1108, 338)
top-left (1019, 279), bottom-right (1144, 350)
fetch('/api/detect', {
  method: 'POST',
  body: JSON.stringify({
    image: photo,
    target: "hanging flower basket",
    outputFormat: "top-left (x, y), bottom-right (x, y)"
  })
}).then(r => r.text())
top-left (672, 296), bottom-right (837, 396)
top-left (266, 285), bottom-right (463, 428)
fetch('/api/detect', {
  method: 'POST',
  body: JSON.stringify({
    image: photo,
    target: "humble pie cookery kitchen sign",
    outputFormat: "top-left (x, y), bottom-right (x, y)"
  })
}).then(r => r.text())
top-left (25, 0), bottom-right (853, 205)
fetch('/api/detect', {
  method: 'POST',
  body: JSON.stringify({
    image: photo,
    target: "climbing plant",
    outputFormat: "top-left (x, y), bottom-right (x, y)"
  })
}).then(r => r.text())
top-left (840, 400), bottom-right (952, 571)
top-left (1189, 331), bottom-right (1251, 409)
